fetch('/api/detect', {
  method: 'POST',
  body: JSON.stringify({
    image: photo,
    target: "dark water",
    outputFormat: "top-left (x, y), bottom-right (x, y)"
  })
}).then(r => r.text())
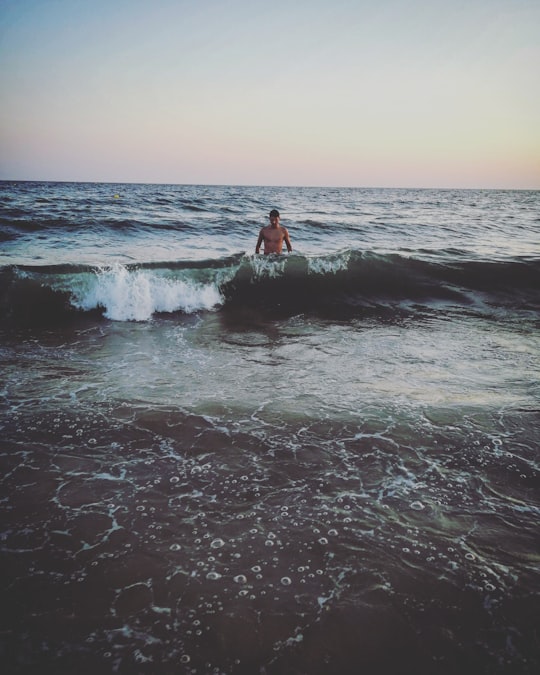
top-left (1, 181), bottom-right (539, 674)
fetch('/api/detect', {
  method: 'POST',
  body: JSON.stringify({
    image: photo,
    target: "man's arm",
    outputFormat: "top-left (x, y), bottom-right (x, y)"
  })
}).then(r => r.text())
top-left (283, 227), bottom-right (292, 252)
top-left (255, 229), bottom-right (264, 254)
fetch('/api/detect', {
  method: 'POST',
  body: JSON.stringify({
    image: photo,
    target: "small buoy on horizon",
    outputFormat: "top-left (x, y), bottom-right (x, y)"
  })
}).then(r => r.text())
top-left (113, 194), bottom-right (120, 199)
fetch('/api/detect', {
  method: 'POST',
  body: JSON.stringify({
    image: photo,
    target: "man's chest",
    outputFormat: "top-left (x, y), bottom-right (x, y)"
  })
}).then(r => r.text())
top-left (264, 228), bottom-right (283, 241)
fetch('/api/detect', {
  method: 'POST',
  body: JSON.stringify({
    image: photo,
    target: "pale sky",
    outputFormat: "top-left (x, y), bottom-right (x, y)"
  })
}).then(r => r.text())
top-left (1, 0), bottom-right (539, 188)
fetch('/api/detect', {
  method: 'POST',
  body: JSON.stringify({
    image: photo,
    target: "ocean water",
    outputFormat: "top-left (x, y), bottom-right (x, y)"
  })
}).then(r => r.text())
top-left (1, 181), bottom-right (539, 674)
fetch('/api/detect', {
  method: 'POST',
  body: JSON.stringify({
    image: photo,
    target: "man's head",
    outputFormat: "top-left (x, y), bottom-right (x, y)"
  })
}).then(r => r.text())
top-left (269, 209), bottom-right (280, 226)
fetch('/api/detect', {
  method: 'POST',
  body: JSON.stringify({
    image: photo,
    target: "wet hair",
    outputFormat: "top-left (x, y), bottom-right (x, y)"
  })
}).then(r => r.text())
top-left (269, 209), bottom-right (280, 218)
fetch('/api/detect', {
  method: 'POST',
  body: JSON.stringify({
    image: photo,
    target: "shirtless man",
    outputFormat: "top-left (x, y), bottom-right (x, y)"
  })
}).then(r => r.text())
top-left (255, 209), bottom-right (293, 255)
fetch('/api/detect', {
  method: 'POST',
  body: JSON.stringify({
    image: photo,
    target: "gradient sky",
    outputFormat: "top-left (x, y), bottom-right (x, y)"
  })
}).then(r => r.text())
top-left (1, 0), bottom-right (539, 188)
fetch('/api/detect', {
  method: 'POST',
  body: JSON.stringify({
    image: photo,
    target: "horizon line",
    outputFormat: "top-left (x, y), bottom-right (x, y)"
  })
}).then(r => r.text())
top-left (1, 178), bottom-right (538, 192)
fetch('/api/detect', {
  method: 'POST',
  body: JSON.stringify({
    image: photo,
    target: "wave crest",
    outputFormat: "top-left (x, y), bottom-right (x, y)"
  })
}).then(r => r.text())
top-left (1, 250), bottom-right (538, 325)
top-left (72, 264), bottom-right (223, 321)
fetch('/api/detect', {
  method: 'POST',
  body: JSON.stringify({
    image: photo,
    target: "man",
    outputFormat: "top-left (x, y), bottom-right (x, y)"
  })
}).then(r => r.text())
top-left (255, 209), bottom-right (293, 255)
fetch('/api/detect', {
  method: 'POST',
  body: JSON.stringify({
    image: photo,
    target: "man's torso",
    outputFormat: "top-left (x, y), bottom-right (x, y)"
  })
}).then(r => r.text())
top-left (261, 225), bottom-right (287, 254)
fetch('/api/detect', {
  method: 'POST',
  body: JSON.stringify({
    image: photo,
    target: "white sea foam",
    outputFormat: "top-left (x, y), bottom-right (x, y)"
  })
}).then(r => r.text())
top-left (71, 264), bottom-right (223, 321)
top-left (307, 251), bottom-right (351, 275)
top-left (250, 254), bottom-right (286, 278)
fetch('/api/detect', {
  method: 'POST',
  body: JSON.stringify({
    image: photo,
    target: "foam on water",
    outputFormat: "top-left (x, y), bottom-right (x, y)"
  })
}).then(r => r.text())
top-left (2, 394), bottom-right (538, 673)
top-left (307, 250), bottom-right (351, 275)
top-left (69, 264), bottom-right (223, 321)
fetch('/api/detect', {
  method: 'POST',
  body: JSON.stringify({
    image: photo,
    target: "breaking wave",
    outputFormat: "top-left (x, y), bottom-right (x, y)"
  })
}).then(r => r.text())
top-left (1, 250), bottom-right (538, 324)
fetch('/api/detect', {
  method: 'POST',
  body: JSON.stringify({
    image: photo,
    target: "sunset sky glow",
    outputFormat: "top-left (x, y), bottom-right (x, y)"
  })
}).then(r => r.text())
top-left (1, 0), bottom-right (539, 188)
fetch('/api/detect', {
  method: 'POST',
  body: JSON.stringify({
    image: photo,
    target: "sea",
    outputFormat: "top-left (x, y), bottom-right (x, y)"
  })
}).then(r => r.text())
top-left (1, 181), bottom-right (539, 675)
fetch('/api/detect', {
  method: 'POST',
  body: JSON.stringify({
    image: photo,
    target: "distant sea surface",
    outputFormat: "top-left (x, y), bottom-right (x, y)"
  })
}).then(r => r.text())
top-left (1, 181), bottom-right (539, 674)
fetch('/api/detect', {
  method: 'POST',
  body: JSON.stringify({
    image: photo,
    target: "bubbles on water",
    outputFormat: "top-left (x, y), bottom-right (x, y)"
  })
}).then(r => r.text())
top-left (169, 543), bottom-right (181, 551)
top-left (280, 577), bottom-right (292, 586)
top-left (410, 501), bottom-right (425, 510)
top-left (206, 571), bottom-right (222, 581)
top-left (210, 538), bottom-right (225, 549)
top-left (133, 649), bottom-right (152, 664)
top-left (233, 575), bottom-right (247, 584)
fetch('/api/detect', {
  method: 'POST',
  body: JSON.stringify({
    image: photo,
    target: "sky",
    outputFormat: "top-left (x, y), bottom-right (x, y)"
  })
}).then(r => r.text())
top-left (0, 0), bottom-right (539, 188)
